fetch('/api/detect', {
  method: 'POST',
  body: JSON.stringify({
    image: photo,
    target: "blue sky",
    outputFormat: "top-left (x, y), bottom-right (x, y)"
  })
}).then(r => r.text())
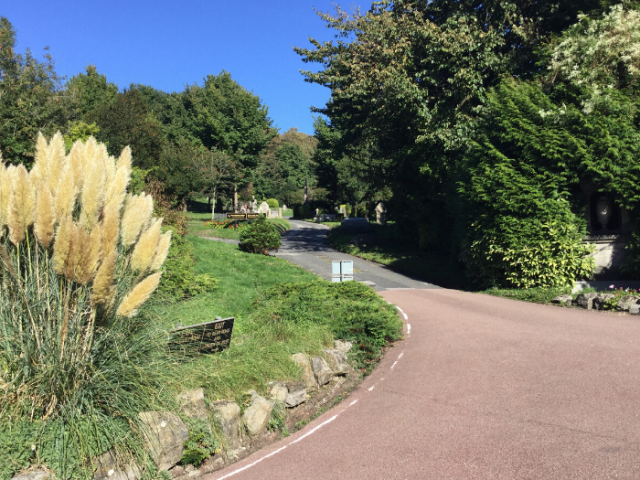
top-left (3, 0), bottom-right (362, 135)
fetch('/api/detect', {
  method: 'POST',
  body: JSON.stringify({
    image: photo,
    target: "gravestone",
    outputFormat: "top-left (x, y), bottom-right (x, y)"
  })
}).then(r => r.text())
top-left (375, 202), bottom-right (387, 225)
top-left (258, 202), bottom-right (271, 217)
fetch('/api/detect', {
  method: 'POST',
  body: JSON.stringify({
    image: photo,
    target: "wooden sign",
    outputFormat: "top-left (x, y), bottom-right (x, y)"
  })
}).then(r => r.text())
top-left (169, 317), bottom-right (234, 355)
top-left (227, 213), bottom-right (246, 220)
top-left (246, 213), bottom-right (261, 220)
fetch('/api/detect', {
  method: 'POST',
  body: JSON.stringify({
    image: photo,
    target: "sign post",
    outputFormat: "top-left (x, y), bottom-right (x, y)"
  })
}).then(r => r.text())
top-left (332, 260), bottom-right (354, 282)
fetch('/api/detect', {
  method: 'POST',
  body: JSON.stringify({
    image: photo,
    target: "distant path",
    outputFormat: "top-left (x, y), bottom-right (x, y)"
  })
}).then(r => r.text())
top-left (271, 219), bottom-right (438, 291)
top-left (206, 289), bottom-right (640, 480)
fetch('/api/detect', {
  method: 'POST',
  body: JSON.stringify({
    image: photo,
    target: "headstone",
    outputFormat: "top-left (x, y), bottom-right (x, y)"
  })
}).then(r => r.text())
top-left (339, 205), bottom-right (347, 216)
top-left (375, 202), bottom-right (387, 225)
top-left (258, 202), bottom-right (270, 217)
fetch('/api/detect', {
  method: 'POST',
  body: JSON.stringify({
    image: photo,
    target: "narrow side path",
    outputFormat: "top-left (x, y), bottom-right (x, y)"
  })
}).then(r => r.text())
top-left (206, 289), bottom-right (640, 480)
top-left (272, 219), bottom-right (439, 290)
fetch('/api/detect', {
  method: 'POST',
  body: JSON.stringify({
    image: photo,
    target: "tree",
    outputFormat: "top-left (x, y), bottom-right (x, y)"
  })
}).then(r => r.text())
top-left (66, 65), bottom-right (118, 117)
top-left (0, 17), bottom-right (75, 166)
top-left (191, 147), bottom-right (238, 219)
top-left (86, 89), bottom-right (164, 169)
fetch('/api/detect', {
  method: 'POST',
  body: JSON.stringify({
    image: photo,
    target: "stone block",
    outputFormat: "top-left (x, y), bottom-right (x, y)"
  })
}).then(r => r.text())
top-left (333, 340), bottom-right (353, 353)
top-left (177, 388), bottom-right (209, 422)
top-left (242, 393), bottom-right (274, 437)
top-left (138, 411), bottom-right (190, 471)
top-left (285, 381), bottom-right (307, 408)
top-left (211, 401), bottom-right (243, 448)
top-left (291, 353), bottom-right (318, 389)
top-left (616, 295), bottom-right (640, 312)
top-left (11, 472), bottom-right (51, 480)
top-left (93, 449), bottom-right (141, 480)
top-left (575, 293), bottom-right (598, 310)
top-left (551, 295), bottom-right (573, 306)
top-left (593, 294), bottom-right (616, 310)
top-left (630, 304), bottom-right (640, 315)
top-left (323, 349), bottom-right (353, 375)
top-left (267, 381), bottom-right (288, 403)
top-left (310, 356), bottom-right (334, 386)
top-left (169, 464), bottom-right (202, 480)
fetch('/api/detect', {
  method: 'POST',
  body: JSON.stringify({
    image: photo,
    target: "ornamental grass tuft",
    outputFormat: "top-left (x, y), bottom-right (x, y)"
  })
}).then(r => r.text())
top-left (0, 133), bottom-right (172, 479)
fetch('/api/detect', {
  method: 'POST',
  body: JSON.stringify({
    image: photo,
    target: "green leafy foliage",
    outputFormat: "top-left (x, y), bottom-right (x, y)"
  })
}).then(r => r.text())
top-left (266, 198), bottom-right (279, 208)
top-left (239, 216), bottom-right (282, 253)
top-left (180, 418), bottom-right (216, 467)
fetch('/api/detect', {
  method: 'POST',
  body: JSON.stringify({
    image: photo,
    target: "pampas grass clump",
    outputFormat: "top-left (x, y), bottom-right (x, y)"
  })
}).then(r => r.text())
top-left (0, 133), bottom-right (172, 478)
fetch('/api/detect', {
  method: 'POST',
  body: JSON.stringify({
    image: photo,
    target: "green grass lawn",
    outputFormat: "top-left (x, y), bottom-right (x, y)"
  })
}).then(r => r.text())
top-left (149, 236), bottom-right (401, 403)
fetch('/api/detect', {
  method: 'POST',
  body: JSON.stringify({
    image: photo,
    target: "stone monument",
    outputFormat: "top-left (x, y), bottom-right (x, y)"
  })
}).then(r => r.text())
top-left (251, 196), bottom-right (258, 213)
top-left (375, 202), bottom-right (387, 225)
top-left (258, 201), bottom-right (271, 217)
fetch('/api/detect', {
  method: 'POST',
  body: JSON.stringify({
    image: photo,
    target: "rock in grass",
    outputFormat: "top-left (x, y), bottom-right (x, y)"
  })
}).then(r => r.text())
top-left (168, 464), bottom-right (202, 480)
top-left (593, 294), bottom-right (616, 310)
top-left (267, 381), bottom-right (288, 402)
top-left (323, 349), bottom-right (353, 375)
top-left (211, 401), bottom-right (243, 448)
top-left (630, 304), bottom-right (640, 315)
top-left (551, 295), bottom-right (573, 306)
top-left (138, 411), bottom-right (189, 471)
top-left (333, 340), bottom-right (353, 352)
top-left (311, 356), bottom-right (334, 386)
top-left (93, 449), bottom-right (141, 480)
top-left (616, 295), bottom-right (640, 312)
top-left (291, 353), bottom-right (318, 389)
top-left (285, 382), bottom-right (307, 408)
top-left (243, 394), bottom-right (274, 437)
top-left (575, 293), bottom-right (598, 310)
top-left (177, 388), bottom-right (209, 422)
top-left (11, 472), bottom-right (51, 480)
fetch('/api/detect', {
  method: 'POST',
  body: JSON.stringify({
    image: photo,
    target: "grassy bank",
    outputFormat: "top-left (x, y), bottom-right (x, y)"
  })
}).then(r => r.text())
top-left (150, 236), bottom-right (402, 402)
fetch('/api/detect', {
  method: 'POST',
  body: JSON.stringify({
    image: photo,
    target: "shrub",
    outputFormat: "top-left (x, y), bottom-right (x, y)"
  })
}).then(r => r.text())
top-left (295, 205), bottom-right (310, 219)
top-left (0, 133), bottom-right (172, 478)
top-left (239, 215), bottom-right (281, 253)
top-left (180, 417), bottom-right (216, 467)
top-left (266, 198), bottom-right (279, 209)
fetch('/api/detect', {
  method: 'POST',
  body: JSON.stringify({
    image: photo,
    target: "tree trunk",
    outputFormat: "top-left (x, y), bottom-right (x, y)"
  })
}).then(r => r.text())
top-left (211, 187), bottom-right (217, 220)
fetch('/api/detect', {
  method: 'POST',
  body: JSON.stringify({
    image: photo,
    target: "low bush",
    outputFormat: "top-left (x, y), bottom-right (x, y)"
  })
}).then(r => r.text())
top-left (266, 198), bottom-right (279, 209)
top-left (239, 216), bottom-right (281, 253)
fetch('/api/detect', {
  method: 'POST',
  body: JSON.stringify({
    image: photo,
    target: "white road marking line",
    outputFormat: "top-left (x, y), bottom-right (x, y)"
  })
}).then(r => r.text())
top-left (391, 361), bottom-right (398, 369)
top-left (407, 323), bottom-right (411, 334)
top-left (395, 306), bottom-right (408, 320)
top-left (213, 395), bottom-right (360, 478)
top-left (368, 385), bottom-right (375, 391)
top-left (215, 446), bottom-right (288, 479)
top-left (398, 352), bottom-right (404, 360)
top-left (289, 415), bottom-right (339, 445)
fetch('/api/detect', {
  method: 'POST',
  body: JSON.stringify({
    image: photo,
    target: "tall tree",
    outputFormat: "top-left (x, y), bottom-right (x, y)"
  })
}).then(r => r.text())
top-left (0, 17), bottom-right (75, 165)
top-left (66, 65), bottom-right (118, 117)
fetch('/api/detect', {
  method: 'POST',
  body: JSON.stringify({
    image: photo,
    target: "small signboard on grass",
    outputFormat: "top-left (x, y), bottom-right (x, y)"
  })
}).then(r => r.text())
top-left (227, 213), bottom-right (246, 220)
top-left (169, 317), bottom-right (235, 355)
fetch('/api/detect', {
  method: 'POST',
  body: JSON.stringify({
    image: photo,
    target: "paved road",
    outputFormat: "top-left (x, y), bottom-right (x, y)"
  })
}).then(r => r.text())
top-left (206, 289), bottom-right (640, 480)
top-left (272, 220), bottom-right (438, 291)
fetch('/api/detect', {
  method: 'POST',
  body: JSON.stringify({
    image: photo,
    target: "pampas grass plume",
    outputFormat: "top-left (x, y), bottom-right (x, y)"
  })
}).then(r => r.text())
top-left (80, 161), bottom-right (106, 230)
top-left (46, 132), bottom-right (65, 194)
top-left (77, 224), bottom-right (102, 284)
top-left (120, 194), bottom-right (153, 247)
top-left (0, 163), bottom-right (9, 230)
top-left (116, 272), bottom-right (162, 318)
top-left (101, 206), bottom-right (120, 257)
top-left (92, 250), bottom-right (116, 305)
top-left (130, 218), bottom-right (162, 272)
top-left (53, 216), bottom-right (73, 275)
top-left (150, 229), bottom-right (172, 271)
top-left (55, 162), bottom-right (78, 219)
top-left (67, 140), bottom-right (85, 191)
top-left (34, 186), bottom-right (56, 248)
top-left (30, 132), bottom-right (48, 186)
top-left (7, 165), bottom-right (36, 245)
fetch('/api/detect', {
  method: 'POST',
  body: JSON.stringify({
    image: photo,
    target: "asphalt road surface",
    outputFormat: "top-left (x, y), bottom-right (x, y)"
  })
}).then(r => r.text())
top-left (204, 223), bottom-right (640, 480)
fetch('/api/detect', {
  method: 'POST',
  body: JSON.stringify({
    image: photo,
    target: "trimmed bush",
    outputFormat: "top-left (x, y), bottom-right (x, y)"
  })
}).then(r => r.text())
top-left (239, 215), bottom-right (281, 253)
top-left (266, 198), bottom-right (279, 209)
